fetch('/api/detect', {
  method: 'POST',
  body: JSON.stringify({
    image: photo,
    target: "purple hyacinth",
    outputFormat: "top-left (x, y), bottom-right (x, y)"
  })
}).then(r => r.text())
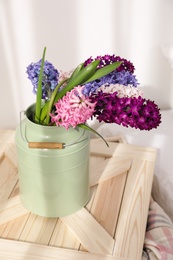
top-left (84, 54), bottom-right (135, 73)
top-left (26, 60), bottom-right (59, 100)
top-left (90, 92), bottom-right (161, 130)
top-left (83, 70), bottom-right (139, 96)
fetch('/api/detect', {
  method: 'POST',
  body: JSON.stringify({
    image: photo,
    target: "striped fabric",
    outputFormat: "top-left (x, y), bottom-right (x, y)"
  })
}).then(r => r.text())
top-left (142, 198), bottom-right (173, 260)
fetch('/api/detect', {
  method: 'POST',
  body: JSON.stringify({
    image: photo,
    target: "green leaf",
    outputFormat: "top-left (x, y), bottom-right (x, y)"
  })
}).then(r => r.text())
top-left (54, 60), bottom-right (100, 102)
top-left (84, 61), bottom-right (122, 84)
top-left (68, 62), bottom-right (84, 82)
top-left (78, 124), bottom-right (109, 147)
top-left (35, 47), bottom-right (46, 123)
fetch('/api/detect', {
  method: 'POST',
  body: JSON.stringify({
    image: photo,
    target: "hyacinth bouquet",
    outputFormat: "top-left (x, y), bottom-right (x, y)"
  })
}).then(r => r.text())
top-left (26, 47), bottom-right (161, 145)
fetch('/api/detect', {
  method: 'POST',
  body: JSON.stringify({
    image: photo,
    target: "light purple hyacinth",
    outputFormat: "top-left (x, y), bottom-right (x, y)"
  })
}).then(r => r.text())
top-left (26, 59), bottom-right (59, 100)
top-left (83, 70), bottom-right (139, 96)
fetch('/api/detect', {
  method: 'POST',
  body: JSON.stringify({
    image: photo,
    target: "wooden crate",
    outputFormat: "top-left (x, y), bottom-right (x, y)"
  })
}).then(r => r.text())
top-left (0, 130), bottom-right (157, 260)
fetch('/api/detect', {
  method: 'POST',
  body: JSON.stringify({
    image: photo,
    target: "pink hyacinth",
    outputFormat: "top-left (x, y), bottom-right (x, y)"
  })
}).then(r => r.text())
top-left (50, 85), bottom-right (96, 129)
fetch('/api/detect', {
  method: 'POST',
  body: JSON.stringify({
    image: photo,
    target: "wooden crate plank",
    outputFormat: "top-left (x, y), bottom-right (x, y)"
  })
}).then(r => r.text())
top-left (90, 172), bottom-right (127, 237)
top-left (10, 181), bottom-right (20, 198)
top-left (0, 130), bottom-right (15, 144)
top-left (0, 238), bottom-right (133, 260)
top-left (0, 158), bottom-right (18, 203)
top-left (0, 156), bottom-right (29, 240)
top-left (0, 145), bottom-right (5, 161)
top-left (90, 156), bottom-right (131, 187)
top-left (0, 195), bottom-right (29, 225)
top-left (113, 160), bottom-right (155, 259)
top-left (90, 139), bottom-right (157, 161)
top-left (61, 207), bottom-right (114, 255)
top-left (80, 171), bottom-right (119, 251)
top-left (19, 213), bottom-right (57, 245)
top-left (5, 143), bottom-right (18, 168)
top-left (85, 184), bottom-right (97, 210)
top-left (100, 135), bottom-right (127, 144)
top-left (79, 182), bottom-right (98, 252)
top-left (49, 219), bottom-right (81, 249)
top-left (0, 214), bottom-right (29, 240)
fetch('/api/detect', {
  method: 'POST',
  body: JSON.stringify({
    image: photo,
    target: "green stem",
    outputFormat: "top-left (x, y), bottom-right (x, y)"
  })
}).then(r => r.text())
top-left (45, 78), bottom-right (69, 125)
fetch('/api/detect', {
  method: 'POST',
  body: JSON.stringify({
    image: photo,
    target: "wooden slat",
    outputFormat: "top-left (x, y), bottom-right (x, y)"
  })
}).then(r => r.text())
top-left (99, 135), bottom-right (128, 144)
top-left (79, 182), bottom-right (98, 252)
top-left (0, 130), bottom-right (15, 160)
top-left (90, 139), bottom-right (157, 161)
top-left (0, 149), bottom-right (29, 238)
top-left (90, 172), bottom-right (127, 237)
top-left (19, 213), bottom-right (57, 245)
top-left (0, 214), bottom-right (29, 239)
top-left (0, 239), bottom-right (132, 260)
top-left (49, 218), bottom-right (81, 250)
top-left (61, 207), bottom-right (114, 255)
top-left (0, 157), bottom-right (18, 203)
top-left (0, 144), bottom-right (6, 160)
top-left (90, 156), bottom-right (131, 187)
top-left (113, 159), bottom-right (155, 259)
top-left (0, 195), bottom-right (29, 225)
top-left (10, 181), bottom-right (20, 198)
top-left (4, 143), bottom-right (18, 168)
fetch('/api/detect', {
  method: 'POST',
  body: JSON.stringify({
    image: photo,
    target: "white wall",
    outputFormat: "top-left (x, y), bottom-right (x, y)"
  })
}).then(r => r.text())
top-left (1, 0), bottom-right (173, 129)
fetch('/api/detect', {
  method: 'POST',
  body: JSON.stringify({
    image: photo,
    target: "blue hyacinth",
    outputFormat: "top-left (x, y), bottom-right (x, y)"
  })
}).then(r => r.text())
top-left (26, 59), bottom-right (59, 100)
top-left (83, 70), bottom-right (139, 96)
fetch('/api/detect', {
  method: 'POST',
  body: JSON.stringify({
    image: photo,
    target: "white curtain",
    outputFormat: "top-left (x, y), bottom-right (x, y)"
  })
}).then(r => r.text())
top-left (1, 0), bottom-right (173, 129)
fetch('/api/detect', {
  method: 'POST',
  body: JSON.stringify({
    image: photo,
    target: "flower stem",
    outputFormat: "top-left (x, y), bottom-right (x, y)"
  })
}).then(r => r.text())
top-left (45, 78), bottom-right (69, 125)
top-left (78, 124), bottom-right (109, 147)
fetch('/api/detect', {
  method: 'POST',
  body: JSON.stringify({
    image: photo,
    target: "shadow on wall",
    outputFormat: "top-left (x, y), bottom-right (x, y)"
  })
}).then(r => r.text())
top-left (0, 2), bottom-right (22, 129)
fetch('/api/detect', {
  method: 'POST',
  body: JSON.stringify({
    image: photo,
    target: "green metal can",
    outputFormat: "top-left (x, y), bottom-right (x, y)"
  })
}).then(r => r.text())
top-left (15, 103), bottom-right (90, 217)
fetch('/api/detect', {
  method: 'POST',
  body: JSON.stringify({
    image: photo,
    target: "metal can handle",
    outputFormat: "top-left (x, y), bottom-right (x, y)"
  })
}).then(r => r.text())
top-left (20, 111), bottom-right (88, 149)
